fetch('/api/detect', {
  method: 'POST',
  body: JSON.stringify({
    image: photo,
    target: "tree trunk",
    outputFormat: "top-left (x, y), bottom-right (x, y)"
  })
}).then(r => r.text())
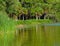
top-left (13, 15), bottom-right (17, 21)
top-left (36, 15), bottom-right (38, 20)
top-left (23, 16), bottom-right (24, 21)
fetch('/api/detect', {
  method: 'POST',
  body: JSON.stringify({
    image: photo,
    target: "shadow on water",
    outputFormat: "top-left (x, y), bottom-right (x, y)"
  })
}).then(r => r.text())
top-left (0, 23), bottom-right (60, 46)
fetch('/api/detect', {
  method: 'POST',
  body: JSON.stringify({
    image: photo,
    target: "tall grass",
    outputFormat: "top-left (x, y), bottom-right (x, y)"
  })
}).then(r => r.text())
top-left (0, 11), bottom-right (16, 46)
top-left (0, 11), bottom-right (15, 32)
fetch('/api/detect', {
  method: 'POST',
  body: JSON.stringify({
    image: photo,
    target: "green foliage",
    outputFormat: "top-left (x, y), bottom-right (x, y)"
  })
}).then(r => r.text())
top-left (22, 7), bottom-right (28, 14)
top-left (0, 11), bottom-right (15, 31)
top-left (6, 0), bottom-right (22, 15)
top-left (0, 0), bottom-right (6, 11)
top-left (0, 0), bottom-right (60, 20)
top-left (16, 19), bottom-right (52, 25)
top-left (47, 0), bottom-right (60, 3)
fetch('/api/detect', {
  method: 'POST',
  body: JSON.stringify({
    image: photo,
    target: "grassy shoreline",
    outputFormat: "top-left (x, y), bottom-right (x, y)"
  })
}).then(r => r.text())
top-left (15, 19), bottom-right (52, 26)
top-left (16, 19), bottom-right (52, 25)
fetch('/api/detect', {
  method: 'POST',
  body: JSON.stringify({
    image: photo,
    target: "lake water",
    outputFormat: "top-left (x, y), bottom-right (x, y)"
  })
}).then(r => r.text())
top-left (0, 24), bottom-right (60, 46)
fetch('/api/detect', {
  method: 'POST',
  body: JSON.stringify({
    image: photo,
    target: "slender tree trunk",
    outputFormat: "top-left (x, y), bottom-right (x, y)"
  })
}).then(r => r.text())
top-left (18, 14), bottom-right (22, 20)
top-left (23, 16), bottom-right (24, 21)
top-left (13, 15), bottom-right (17, 21)
top-left (36, 15), bottom-right (38, 20)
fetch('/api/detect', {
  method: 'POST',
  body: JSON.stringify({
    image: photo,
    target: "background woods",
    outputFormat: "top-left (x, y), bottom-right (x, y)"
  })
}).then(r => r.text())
top-left (0, 0), bottom-right (60, 21)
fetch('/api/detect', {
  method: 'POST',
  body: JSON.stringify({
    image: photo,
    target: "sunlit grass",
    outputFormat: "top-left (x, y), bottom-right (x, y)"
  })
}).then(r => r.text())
top-left (0, 11), bottom-right (16, 46)
top-left (16, 19), bottom-right (52, 25)
top-left (0, 11), bottom-right (16, 32)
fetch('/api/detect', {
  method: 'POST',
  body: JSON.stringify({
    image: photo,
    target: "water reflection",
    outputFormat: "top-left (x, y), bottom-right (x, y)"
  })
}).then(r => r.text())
top-left (0, 25), bottom-right (60, 46)
top-left (14, 25), bottom-right (60, 46)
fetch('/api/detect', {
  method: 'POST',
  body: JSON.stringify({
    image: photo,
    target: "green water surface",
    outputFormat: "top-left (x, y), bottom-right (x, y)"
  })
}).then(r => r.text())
top-left (0, 24), bottom-right (60, 46)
